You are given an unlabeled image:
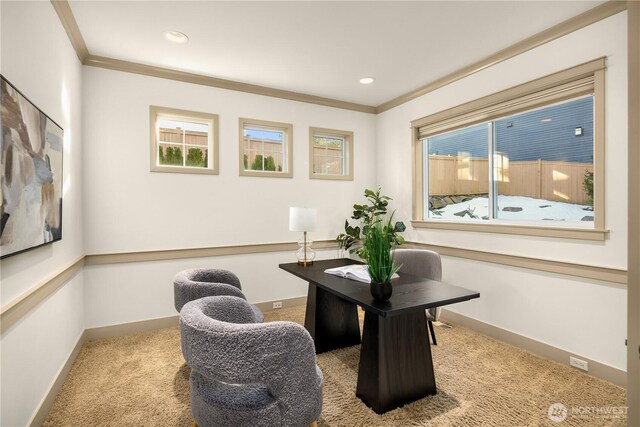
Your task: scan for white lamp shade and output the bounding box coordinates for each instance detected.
[289,207,317,232]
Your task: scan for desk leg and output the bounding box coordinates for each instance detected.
[304,283,361,354]
[356,310,436,414]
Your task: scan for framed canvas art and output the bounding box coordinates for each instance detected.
[1,75,64,259]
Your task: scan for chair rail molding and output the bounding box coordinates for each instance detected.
[404,242,627,285]
[0,256,85,334]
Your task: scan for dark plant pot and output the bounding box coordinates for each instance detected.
[370,281,393,302]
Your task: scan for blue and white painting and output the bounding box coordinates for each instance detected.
[1,76,63,259]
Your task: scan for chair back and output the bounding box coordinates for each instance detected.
[393,248,442,281]
[173,268,245,312]
[179,296,323,427]
[394,248,442,321]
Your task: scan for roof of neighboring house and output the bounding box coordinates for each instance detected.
[427,96,593,163]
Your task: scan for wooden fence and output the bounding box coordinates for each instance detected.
[428,155,592,205]
[160,129,208,146]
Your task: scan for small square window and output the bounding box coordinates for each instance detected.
[239,118,293,178]
[309,127,353,181]
[150,106,219,175]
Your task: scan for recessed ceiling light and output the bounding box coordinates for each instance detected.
[541,118,552,123]
[359,77,375,85]
[163,30,189,44]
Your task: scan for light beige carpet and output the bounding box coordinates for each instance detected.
[44,306,626,426]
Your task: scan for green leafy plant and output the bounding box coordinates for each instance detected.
[250,155,278,171]
[186,147,205,167]
[162,146,183,166]
[365,214,401,284]
[583,169,594,206]
[251,154,264,170]
[264,155,277,171]
[336,187,405,260]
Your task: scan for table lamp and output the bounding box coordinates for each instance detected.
[289,207,317,266]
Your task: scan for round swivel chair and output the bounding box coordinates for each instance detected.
[174,268,264,322]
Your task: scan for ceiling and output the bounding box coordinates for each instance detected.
[68,1,604,107]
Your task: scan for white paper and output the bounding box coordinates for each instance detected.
[324,265,399,283]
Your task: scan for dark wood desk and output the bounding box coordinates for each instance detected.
[279,258,480,414]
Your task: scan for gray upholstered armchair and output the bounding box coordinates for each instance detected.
[393,248,442,345]
[180,296,323,427]
[174,268,264,322]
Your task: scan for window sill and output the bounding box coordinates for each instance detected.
[151,166,218,175]
[411,220,609,241]
[310,174,353,181]
[239,170,293,178]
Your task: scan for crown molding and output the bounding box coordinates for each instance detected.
[49,0,375,113]
[50,0,89,62]
[375,0,627,113]
[50,0,627,113]
[82,55,376,113]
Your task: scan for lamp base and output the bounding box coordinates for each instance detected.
[295,234,316,266]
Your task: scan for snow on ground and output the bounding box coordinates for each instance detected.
[430,195,594,222]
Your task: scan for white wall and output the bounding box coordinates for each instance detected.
[83,67,376,253]
[0,5,629,425]
[0,1,84,425]
[81,67,377,326]
[84,249,339,328]
[376,12,628,370]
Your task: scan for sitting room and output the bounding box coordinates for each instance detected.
[1,1,638,426]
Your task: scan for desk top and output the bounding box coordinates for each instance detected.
[279,258,480,317]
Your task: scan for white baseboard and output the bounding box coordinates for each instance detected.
[28,329,87,427]
[85,315,180,341]
[83,295,309,341]
[440,308,626,388]
[29,298,625,427]
[28,296,307,424]
[253,295,307,312]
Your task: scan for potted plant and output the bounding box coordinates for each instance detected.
[365,214,401,302]
[337,187,405,261]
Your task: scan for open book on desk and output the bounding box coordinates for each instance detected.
[324,264,399,284]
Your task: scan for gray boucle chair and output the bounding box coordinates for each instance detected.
[174,268,264,322]
[393,248,442,345]
[180,296,323,427]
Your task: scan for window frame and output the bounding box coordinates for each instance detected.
[239,118,293,178]
[149,106,219,175]
[309,127,354,181]
[411,58,608,241]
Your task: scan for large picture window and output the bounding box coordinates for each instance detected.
[412,59,606,240]
[426,96,594,222]
[309,127,353,180]
[150,106,219,174]
[239,118,293,178]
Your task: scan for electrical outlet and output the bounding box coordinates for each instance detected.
[272,301,283,309]
[570,356,588,371]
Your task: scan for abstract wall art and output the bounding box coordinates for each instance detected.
[1,76,63,259]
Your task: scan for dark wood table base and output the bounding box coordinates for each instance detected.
[356,309,436,414]
[305,284,436,413]
[279,259,479,414]
[304,284,361,354]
